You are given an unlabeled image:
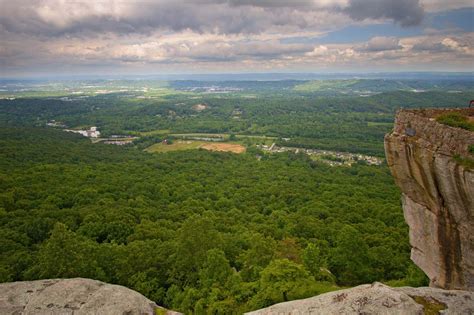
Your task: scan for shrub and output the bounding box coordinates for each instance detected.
[468,145,474,154]
[436,112,474,131]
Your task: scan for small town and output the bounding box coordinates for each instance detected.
[258,143,383,166]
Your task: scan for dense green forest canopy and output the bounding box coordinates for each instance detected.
[1,78,471,313]
[1,127,425,313]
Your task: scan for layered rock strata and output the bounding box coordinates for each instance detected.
[384,108,474,291]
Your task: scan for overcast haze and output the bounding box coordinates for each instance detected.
[0,0,473,77]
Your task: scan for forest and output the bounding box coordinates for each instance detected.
[1,126,426,313]
[1,78,472,313]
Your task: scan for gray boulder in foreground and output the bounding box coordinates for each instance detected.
[0,278,181,315]
[245,282,474,315]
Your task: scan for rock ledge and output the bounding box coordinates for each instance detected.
[385,108,473,290]
[0,278,181,315]
[245,282,474,315]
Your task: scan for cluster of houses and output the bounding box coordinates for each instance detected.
[258,144,383,166]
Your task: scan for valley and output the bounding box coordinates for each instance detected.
[1,77,473,313]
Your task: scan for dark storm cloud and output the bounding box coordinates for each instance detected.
[1,0,472,76]
[344,0,424,26]
[0,1,303,36]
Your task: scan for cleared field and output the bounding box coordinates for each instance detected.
[201,142,246,154]
[145,140,205,153]
[145,140,246,154]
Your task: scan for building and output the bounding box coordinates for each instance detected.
[65,127,100,138]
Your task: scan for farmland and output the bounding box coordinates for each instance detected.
[145,140,246,154]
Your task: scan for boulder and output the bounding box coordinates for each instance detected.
[245,282,474,315]
[0,278,181,315]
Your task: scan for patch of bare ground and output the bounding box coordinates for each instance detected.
[200,143,246,154]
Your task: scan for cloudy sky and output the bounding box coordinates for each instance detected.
[0,0,473,77]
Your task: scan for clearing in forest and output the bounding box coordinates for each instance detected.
[200,142,246,154]
[145,140,246,154]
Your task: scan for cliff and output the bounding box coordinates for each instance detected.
[384,108,474,291]
[0,278,181,315]
[245,282,474,315]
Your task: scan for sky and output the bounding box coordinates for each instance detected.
[0,0,473,77]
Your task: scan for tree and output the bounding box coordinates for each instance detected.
[303,242,323,279]
[168,215,221,286]
[251,259,314,309]
[329,225,372,285]
[34,223,105,280]
[199,249,233,289]
[238,233,276,282]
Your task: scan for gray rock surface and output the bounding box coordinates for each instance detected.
[245,282,474,315]
[0,278,181,315]
[384,108,474,291]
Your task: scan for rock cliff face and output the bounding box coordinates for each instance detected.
[245,282,474,315]
[0,278,181,315]
[384,108,474,291]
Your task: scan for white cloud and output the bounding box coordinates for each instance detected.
[306,45,330,57]
[0,0,472,75]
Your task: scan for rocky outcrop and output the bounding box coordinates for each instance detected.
[384,108,474,291]
[245,282,474,315]
[0,278,181,315]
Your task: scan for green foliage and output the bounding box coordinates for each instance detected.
[253,259,314,305]
[33,223,106,280]
[436,112,474,131]
[329,225,373,285]
[303,242,330,280]
[1,79,471,312]
[199,249,233,289]
[453,154,474,169]
[0,126,418,313]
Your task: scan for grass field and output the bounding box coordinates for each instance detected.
[145,140,246,154]
[169,133,276,146]
[293,79,360,92]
